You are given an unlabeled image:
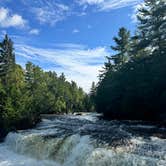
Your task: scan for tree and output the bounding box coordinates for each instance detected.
[111,27,130,69]
[137,0,166,55]
[99,56,114,81]
[0,35,90,139]
[89,82,96,111]
[59,73,66,82]
[90,82,96,100]
[0,34,15,77]
[94,0,166,121]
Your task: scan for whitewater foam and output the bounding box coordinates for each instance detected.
[0,114,166,166]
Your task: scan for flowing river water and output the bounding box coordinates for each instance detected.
[0,113,166,166]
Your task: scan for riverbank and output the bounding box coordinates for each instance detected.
[0,117,41,142]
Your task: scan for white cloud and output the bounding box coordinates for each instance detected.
[30,0,70,26]
[0,7,26,28]
[78,0,142,11]
[53,43,86,49]
[79,0,104,5]
[29,29,40,35]
[72,29,80,33]
[77,12,87,16]
[15,43,109,92]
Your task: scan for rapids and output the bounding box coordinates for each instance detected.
[0,113,166,166]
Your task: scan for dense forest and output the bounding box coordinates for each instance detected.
[0,35,93,138]
[0,0,165,139]
[93,0,166,121]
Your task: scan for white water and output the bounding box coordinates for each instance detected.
[0,114,166,166]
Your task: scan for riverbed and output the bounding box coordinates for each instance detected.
[0,113,166,166]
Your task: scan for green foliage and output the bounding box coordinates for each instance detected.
[137,0,166,55]
[95,0,166,121]
[111,27,130,69]
[0,34,15,77]
[0,36,90,138]
[89,82,96,111]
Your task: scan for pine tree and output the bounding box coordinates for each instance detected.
[90,82,96,103]
[137,0,166,55]
[129,34,149,60]
[0,34,15,77]
[59,73,66,82]
[111,27,130,69]
[25,62,35,92]
[99,56,114,81]
[90,81,96,95]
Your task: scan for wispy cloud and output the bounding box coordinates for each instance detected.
[0,7,27,28]
[0,0,71,27]
[27,0,70,26]
[15,43,109,92]
[72,29,80,33]
[29,29,40,35]
[78,0,142,11]
[78,0,104,5]
[0,0,142,29]
[53,43,86,49]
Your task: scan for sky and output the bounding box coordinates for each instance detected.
[0,0,142,92]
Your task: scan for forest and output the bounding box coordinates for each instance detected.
[0,0,166,165]
[0,35,93,138]
[93,0,166,121]
[0,0,166,139]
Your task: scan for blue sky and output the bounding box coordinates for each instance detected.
[0,0,142,92]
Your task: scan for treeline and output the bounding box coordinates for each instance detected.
[0,35,92,138]
[93,0,166,121]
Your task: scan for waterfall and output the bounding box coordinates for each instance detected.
[0,114,166,166]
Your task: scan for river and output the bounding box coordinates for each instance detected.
[0,113,166,166]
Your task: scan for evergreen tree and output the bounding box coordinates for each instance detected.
[137,0,166,55]
[25,62,34,90]
[0,35,15,77]
[59,72,66,82]
[89,82,96,111]
[111,27,130,69]
[99,56,114,81]
[95,0,166,121]
[0,35,90,138]
[90,82,96,100]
